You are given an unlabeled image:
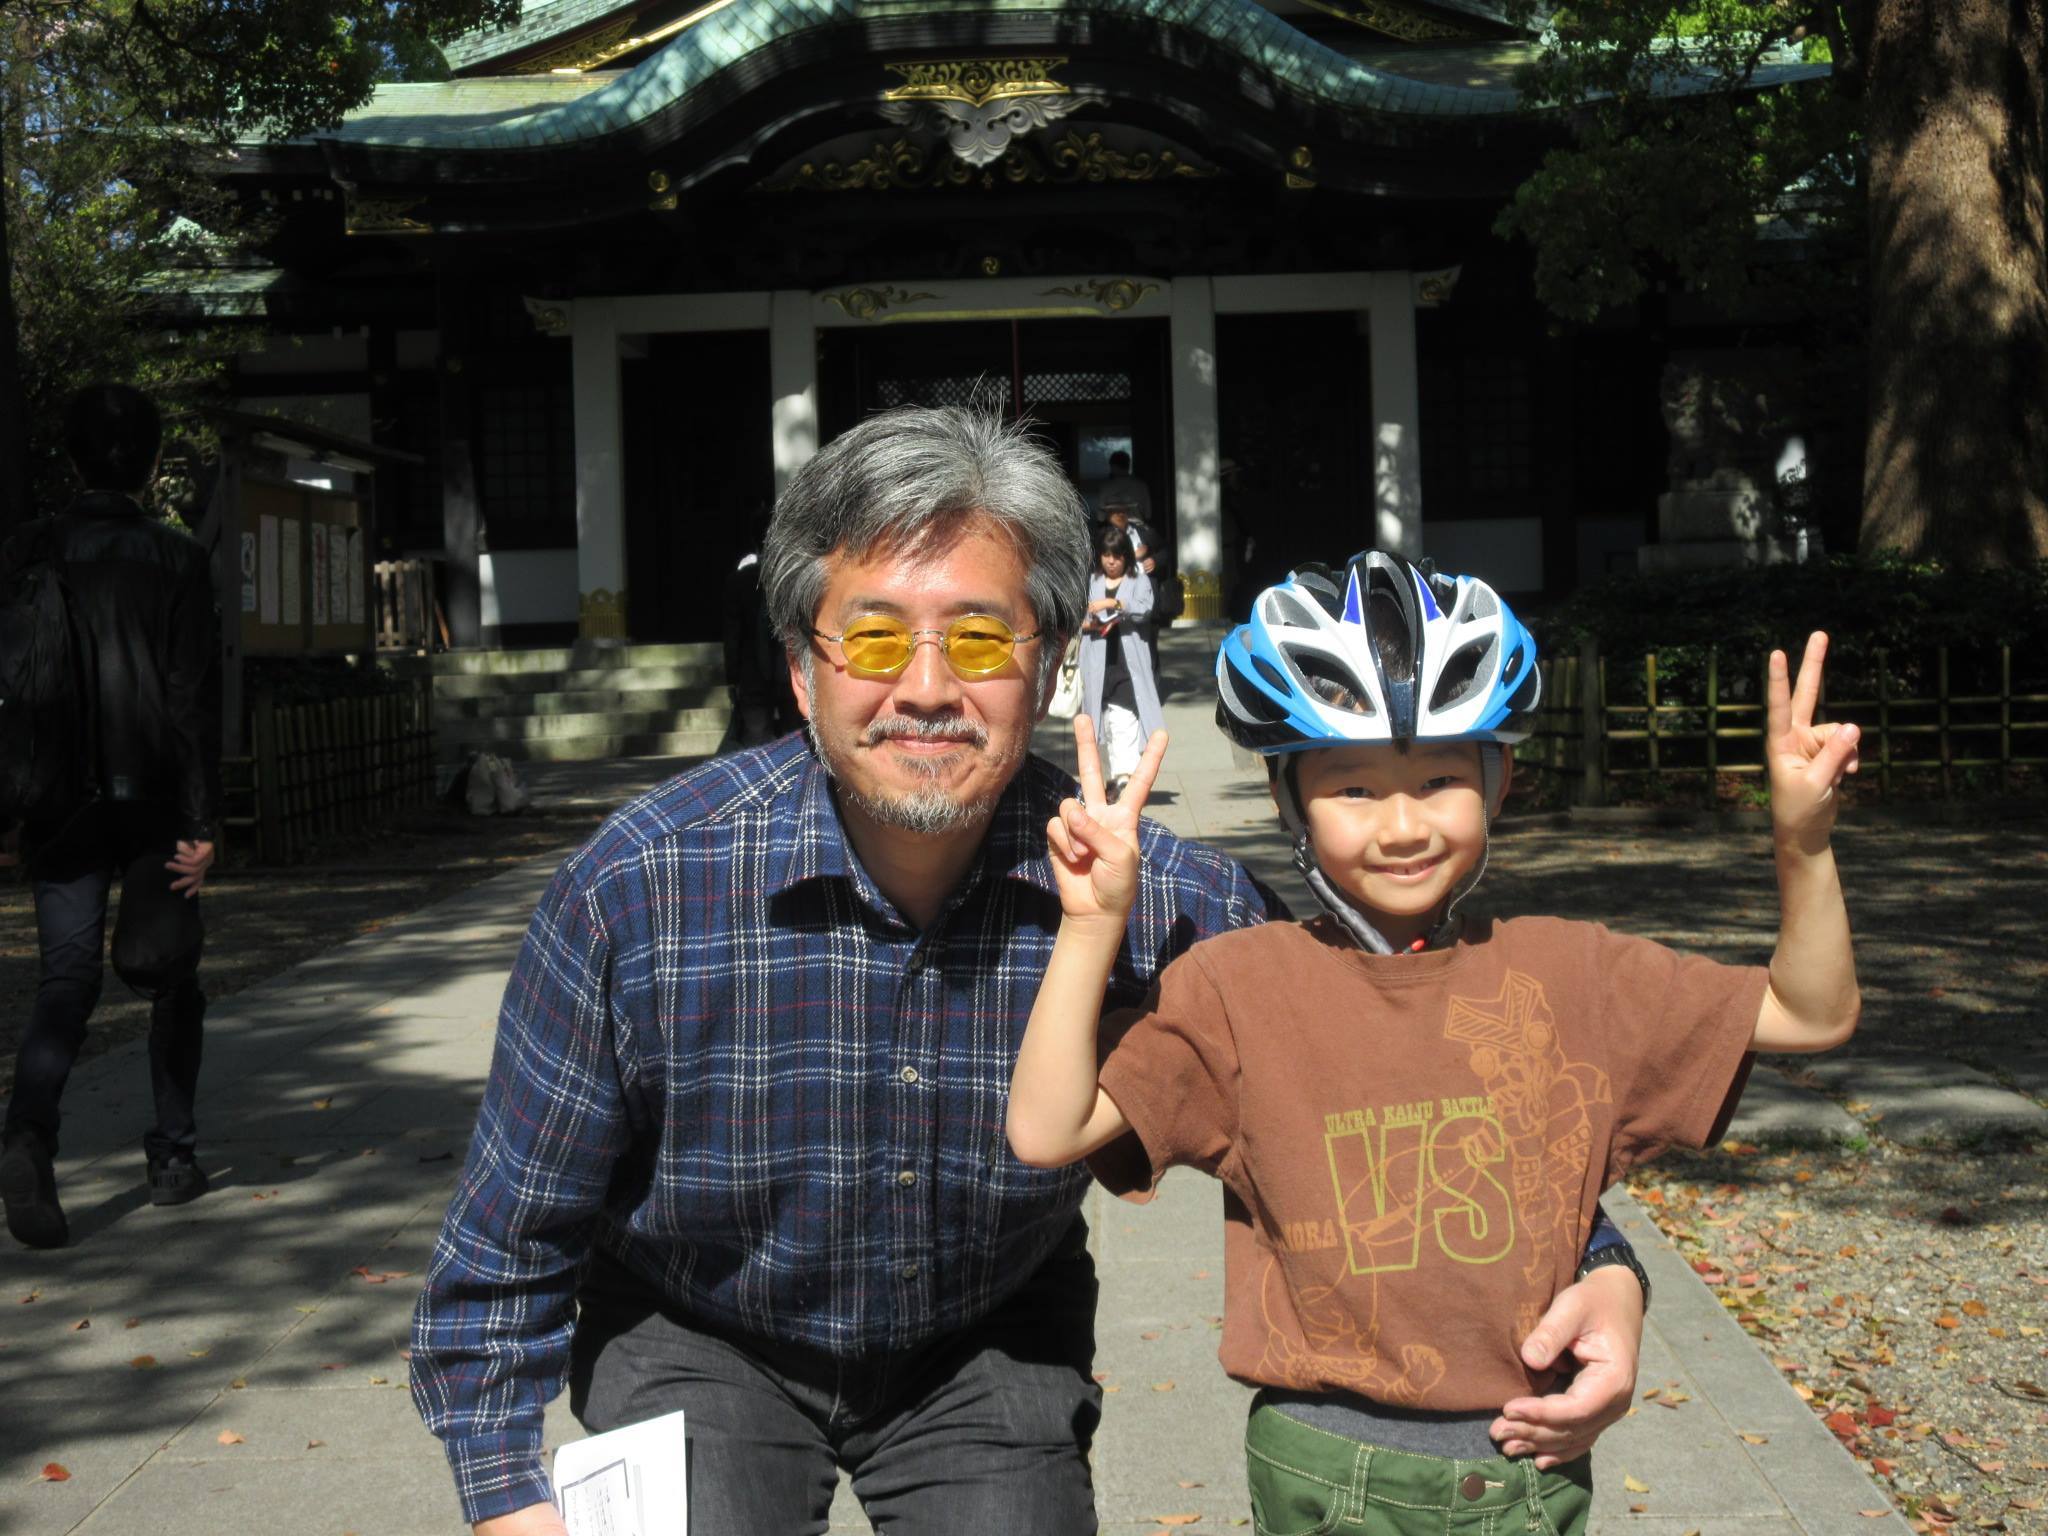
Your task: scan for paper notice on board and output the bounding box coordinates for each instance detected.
[346,529,366,625]
[332,527,352,627]
[311,524,330,626]
[280,520,301,626]
[240,531,258,614]
[258,516,279,625]
[552,1408,687,1536]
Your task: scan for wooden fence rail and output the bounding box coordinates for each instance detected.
[220,684,436,861]
[1522,643,2048,806]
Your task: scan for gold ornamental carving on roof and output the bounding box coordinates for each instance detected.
[344,193,431,236]
[762,131,1221,193]
[1041,278,1160,313]
[1292,0,1484,41]
[883,57,1071,110]
[820,286,941,321]
[525,18,635,73]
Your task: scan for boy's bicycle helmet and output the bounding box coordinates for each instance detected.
[1215,549,1540,756]
[1214,550,1541,954]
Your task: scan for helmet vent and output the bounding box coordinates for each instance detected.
[1264,591,1323,631]
[1225,662,1293,724]
[1430,638,1497,713]
[1467,586,1498,620]
[1290,653,1375,715]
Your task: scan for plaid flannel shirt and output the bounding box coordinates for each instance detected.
[409,734,1283,1523]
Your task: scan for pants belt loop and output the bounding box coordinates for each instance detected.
[1520,1456,1544,1533]
[1347,1441,1372,1527]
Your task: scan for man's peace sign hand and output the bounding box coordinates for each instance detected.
[1044,715,1168,930]
[1766,632,1861,853]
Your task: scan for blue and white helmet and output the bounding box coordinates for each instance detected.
[1216,550,1540,756]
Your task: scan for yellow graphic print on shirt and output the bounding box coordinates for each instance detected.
[1253,971,1612,1399]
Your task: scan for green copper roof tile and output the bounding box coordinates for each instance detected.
[322,0,1825,152]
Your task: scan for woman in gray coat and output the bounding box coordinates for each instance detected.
[1080,522,1166,800]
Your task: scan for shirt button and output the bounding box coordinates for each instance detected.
[897,1170,916,1187]
[901,1262,919,1279]
[899,1066,920,1085]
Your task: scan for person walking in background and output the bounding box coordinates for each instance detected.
[1080,522,1164,802]
[0,384,222,1250]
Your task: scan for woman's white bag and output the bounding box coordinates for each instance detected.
[1046,637,1084,720]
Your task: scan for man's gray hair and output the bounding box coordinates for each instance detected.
[762,407,1091,691]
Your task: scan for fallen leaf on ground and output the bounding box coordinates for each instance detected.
[1151,1517,1201,1527]
[70,1318,89,1330]
[1629,1504,1648,1514]
[1622,1474,1651,1494]
[1177,1480,1204,1489]
[1140,1331,1162,1341]
[1962,1300,1989,1318]
[216,1431,245,1446]
[1935,1314,1961,1329]
[306,1440,326,1449]
[39,1463,71,1482]
[19,1290,41,1304]
[128,1355,158,1369]
[123,1318,140,1329]
[1741,1434,1769,1445]
[311,1098,333,1110]
[1152,1381,1176,1392]
[229,1377,247,1389]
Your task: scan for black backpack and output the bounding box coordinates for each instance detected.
[0,548,97,825]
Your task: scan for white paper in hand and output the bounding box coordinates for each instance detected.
[552,1409,688,1536]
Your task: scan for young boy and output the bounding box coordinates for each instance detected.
[1008,550,1861,1535]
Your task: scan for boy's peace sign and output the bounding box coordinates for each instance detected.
[1766,631,1861,852]
[1044,715,1169,929]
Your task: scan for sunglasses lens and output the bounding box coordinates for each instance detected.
[839,617,912,675]
[945,617,1015,674]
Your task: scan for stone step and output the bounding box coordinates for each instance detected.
[443,706,730,744]
[429,664,726,699]
[389,642,724,678]
[441,685,725,719]
[476,728,729,763]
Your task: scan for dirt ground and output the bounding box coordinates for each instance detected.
[0,801,607,1102]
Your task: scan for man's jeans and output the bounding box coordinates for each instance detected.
[569,1221,1103,1535]
[4,804,206,1161]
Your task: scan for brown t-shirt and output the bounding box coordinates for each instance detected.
[1089,913,1764,1410]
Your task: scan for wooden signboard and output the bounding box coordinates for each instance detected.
[239,479,372,657]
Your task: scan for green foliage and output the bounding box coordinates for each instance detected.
[1538,555,2048,658]
[30,0,515,142]
[2,0,504,511]
[1496,3,1868,322]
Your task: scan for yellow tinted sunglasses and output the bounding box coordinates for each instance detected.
[811,612,1040,679]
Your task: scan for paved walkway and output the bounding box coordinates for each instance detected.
[3,632,1920,1535]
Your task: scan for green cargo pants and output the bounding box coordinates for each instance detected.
[1245,1399,1594,1536]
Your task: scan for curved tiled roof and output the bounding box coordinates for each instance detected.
[332,0,1826,152]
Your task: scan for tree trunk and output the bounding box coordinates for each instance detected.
[1859,0,2048,566]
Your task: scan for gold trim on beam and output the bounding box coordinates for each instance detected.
[882,57,1070,110]
[820,286,941,321]
[521,0,741,74]
[345,193,431,236]
[761,131,1221,193]
[1291,0,1482,42]
[1041,278,1160,313]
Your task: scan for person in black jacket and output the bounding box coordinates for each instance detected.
[0,384,222,1250]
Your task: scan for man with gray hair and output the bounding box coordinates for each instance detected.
[411,407,1649,1535]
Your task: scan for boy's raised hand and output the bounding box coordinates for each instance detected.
[1766,632,1861,852]
[1045,716,1169,927]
